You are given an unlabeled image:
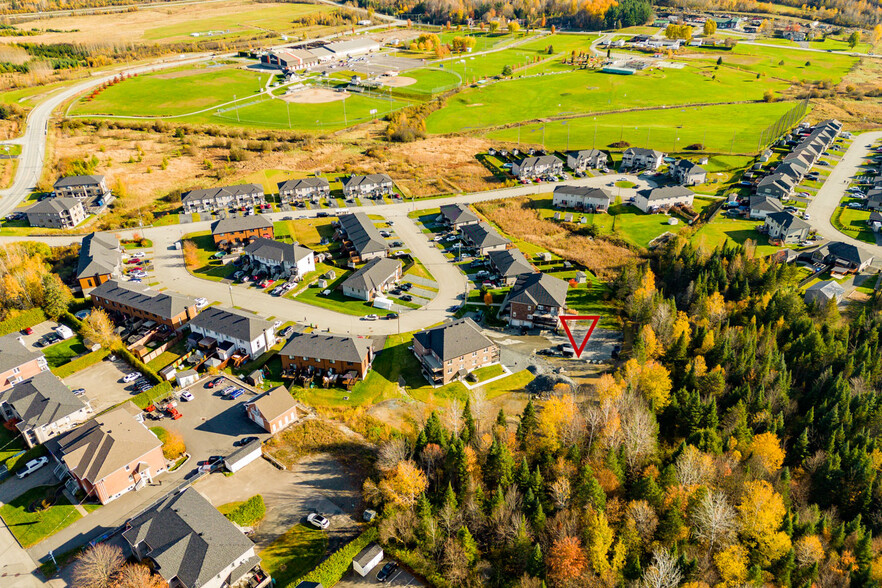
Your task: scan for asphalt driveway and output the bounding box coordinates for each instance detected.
[62,358,135,414]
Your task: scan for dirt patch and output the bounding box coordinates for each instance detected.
[377,75,417,87]
[283,87,348,103]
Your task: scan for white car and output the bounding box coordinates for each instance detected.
[363,314,379,321]
[222,385,237,395]
[180,391,195,402]
[195,297,208,308]
[17,456,49,479]
[307,513,330,529]
[123,372,142,383]
[273,320,282,328]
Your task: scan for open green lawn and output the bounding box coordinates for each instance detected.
[471,363,504,381]
[184,232,238,281]
[483,101,796,154]
[516,33,599,54]
[0,486,83,548]
[401,67,464,94]
[427,62,790,134]
[725,43,858,83]
[691,216,781,255]
[70,65,270,117]
[0,426,26,470]
[437,30,528,52]
[555,270,618,329]
[259,523,327,588]
[43,337,87,368]
[836,207,876,244]
[273,218,337,251]
[293,270,388,317]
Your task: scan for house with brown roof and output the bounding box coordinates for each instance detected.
[244,386,303,434]
[0,334,49,393]
[47,403,165,504]
[498,273,569,329]
[90,280,198,328]
[280,333,374,378]
[413,318,499,385]
[211,215,275,248]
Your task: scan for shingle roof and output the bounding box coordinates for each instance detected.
[338,212,388,256]
[280,332,373,364]
[518,155,561,168]
[246,386,298,423]
[640,186,694,202]
[673,159,707,174]
[749,195,784,213]
[54,174,104,188]
[0,371,87,432]
[501,272,569,310]
[342,174,392,189]
[767,211,811,232]
[277,177,330,192]
[553,185,613,202]
[49,403,160,484]
[439,204,479,225]
[819,241,873,266]
[76,232,120,280]
[460,222,510,249]
[211,215,273,235]
[487,248,536,279]
[341,257,401,292]
[354,543,384,567]
[758,173,796,189]
[182,183,263,204]
[122,488,255,588]
[27,197,82,214]
[625,147,664,158]
[569,149,605,160]
[0,334,44,374]
[90,280,196,321]
[413,318,495,362]
[188,307,273,343]
[806,280,845,302]
[244,238,313,265]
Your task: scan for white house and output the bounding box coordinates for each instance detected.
[621,147,665,170]
[633,186,694,213]
[243,238,315,279]
[552,185,613,211]
[188,307,276,359]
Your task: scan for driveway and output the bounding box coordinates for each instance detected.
[336,557,425,588]
[16,320,62,351]
[195,452,362,550]
[0,466,57,503]
[61,358,135,414]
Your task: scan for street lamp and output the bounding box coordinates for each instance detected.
[229,284,234,306]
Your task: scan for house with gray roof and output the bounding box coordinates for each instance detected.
[764,211,810,244]
[188,307,276,359]
[48,403,166,504]
[341,174,393,197]
[277,177,330,203]
[621,147,665,170]
[460,222,511,255]
[26,197,86,229]
[90,280,198,328]
[337,212,389,261]
[749,195,784,220]
[341,257,402,301]
[53,174,109,200]
[0,334,48,393]
[566,149,608,171]
[280,332,374,378]
[552,185,613,212]
[867,189,882,211]
[439,203,480,229]
[211,215,274,247]
[499,272,569,328]
[633,186,694,213]
[805,280,846,306]
[243,238,315,279]
[671,159,708,186]
[756,173,796,200]
[76,232,121,291]
[0,371,92,448]
[413,318,499,385]
[775,161,805,181]
[488,248,536,286]
[810,241,874,273]
[182,183,265,213]
[511,155,563,179]
[123,487,268,588]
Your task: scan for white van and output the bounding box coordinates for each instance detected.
[55,325,75,340]
[335,208,350,215]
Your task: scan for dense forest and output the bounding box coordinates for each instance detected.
[364,236,882,587]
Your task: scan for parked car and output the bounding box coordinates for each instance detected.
[180,391,195,402]
[206,377,224,389]
[226,388,245,399]
[195,297,208,308]
[17,456,49,479]
[74,310,90,320]
[72,388,86,396]
[197,456,224,468]
[386,312,398,320]
[363,314,379,321]
[123,372,142,383]
[234,436,259,447]
[221,386,237,395]
[400,294,413,302]
[377,562,400,582]
[307,513,330,529]
[21,327,33,335]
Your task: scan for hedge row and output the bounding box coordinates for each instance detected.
[113,345,162,384]
[0,308,47,337]
[224,495,266,526]
[51,348,111,379]
[295,527,379,588]
[133,381,173,409]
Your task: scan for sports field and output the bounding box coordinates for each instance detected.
[69,65,269,117]
[483,102,797,154]
[398,67,463,94]
[710,44,858,83]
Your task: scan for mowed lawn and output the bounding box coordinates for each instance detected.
[837,207,876,244]
[71,66,269,116]
[258,524,327,588]
[723,43,858,83]
[401,67,464,94]
[0,486,84,548]
[691,216,781,255]
[484,101,796,154]
[426,63,790,133]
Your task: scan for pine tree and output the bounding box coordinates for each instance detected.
[576,464,606,511]
[461,398,476,444]
[443,482,458,512]
[458,526,478,564]
[532,502,546,531]
[527,544,545,578]
[517,400,538,447]
[496,408,507,430]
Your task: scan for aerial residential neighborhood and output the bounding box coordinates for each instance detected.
[1,1,882,587]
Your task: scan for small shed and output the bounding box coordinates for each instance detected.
[324,269,336,280]
[805,280,845,306]
[224,439,262,473]
[175,369,199,388]
[353,542,384,577]
[317,279,328,288]
[575,271,588,284]
[536,252,551,262]
[246,370,264,387]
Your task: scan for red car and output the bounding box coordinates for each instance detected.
[206,377,224,389]
[128,258,141,264]
[22,327,33,335]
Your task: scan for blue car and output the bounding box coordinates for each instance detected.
[227,388,245,399]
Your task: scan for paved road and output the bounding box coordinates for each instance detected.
[805,131,882,258]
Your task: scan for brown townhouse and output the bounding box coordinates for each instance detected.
[413,318,499,385]
[211,215,274,248]
[0,334,49,393]
[244,386,304,434]
[90,280,199,328]
[498,273,570,329]
[279,333,374,379]
[76,232,121,291]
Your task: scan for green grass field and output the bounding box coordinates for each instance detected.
[401,67,464,94]
[836,207,876,244]
[259,524,327,588]
[43,337,88,368]
[725,43,858,83]
[0,486,84,548]
[427,63,790,134]
[70,65,269,117]
[691,216,780,255]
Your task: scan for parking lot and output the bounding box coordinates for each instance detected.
[336,558,425,588]
[62,357,139,413]
[16,319,64,351]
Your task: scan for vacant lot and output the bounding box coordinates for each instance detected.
[691,216,781,255]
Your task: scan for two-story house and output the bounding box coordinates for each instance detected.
[498,272,569,329]
[0,371,92,448]
[439,204,480,230]
[211,215,274,248]
[53,175,110,200]
[487,248,536,287]
[810,241,874,273]
[459,222,511,255]
[90,280,199,329]
[244,386,303,434]
[277,177,331,203]
[756,173,796,200]
[633,186,694,213]
[182,183,266,213]
[76,232,122,291]
[243,238,315,279]
[566,149,608,171]
[26,198,86,229]
[552,185,613,212]
[621,147,665,170]
[511,155,563,179]
[188,307,276,360]
[0,334,48,392]
[670,159,708,186]
[413,318,499,386]
[341,258,402,301]
[280,332,374,379]
[764,211,810,244]
[341,174,394,198]
[337,212,389,261]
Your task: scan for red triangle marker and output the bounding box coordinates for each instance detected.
[559,315,601,359]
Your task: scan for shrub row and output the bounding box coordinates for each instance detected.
[224,495,266,526]
[0,308,47,337]
[51,348,110,379]
[113,345,162,384]
[133,381,173,409]
[295,527,379,587]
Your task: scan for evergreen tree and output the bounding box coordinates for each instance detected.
[461,398,476,444]
[527,544,544,578]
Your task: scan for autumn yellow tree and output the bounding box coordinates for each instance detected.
[703,18,717,36]
[714,544,749,587]
[160,429,186,460]
[638,324,659,358]
[638,361,673,409]
[794,535,825,567]
[536,395,577,453]
[737,480,791,565]
[874,24,882,47]
[379,460,428,506]
[750,432,785,475]
[81,308,119,348]
[586,509,614,575]
[182,240,199,269]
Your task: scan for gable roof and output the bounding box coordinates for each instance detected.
[0,371,87,432]
[188,307,274,342]
[0,334,44,374]
[341,257,401,292]
[28,198,82,214]
[624,147,664,158]
[341,174,392,188]
[244,238,313,265]
[277,177,330,192]
[76,232,120,280]
[817,241,873,266]
[280,332,372,364]
[569,148,606,160]
[54,174,104,188]
[90,280,196,321]
[182,183,263,204]
[673,159,707,174]
[246,386,298,423]
[49,403,160,484]
[518,155,561,168]
[501,272,569,310]
[749,195,784,213]
[487,248,536,279]
[338,212,388,256]
[211,215,273,235]
[413,318,495,361]
[122,488,255,588]
[758,173,796,190]
[767,211,810,232]
[553,185,613,202]
[439,203,479,225]
[639,186,694,202]
[460,222,511,249]
[806,279,845,300]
